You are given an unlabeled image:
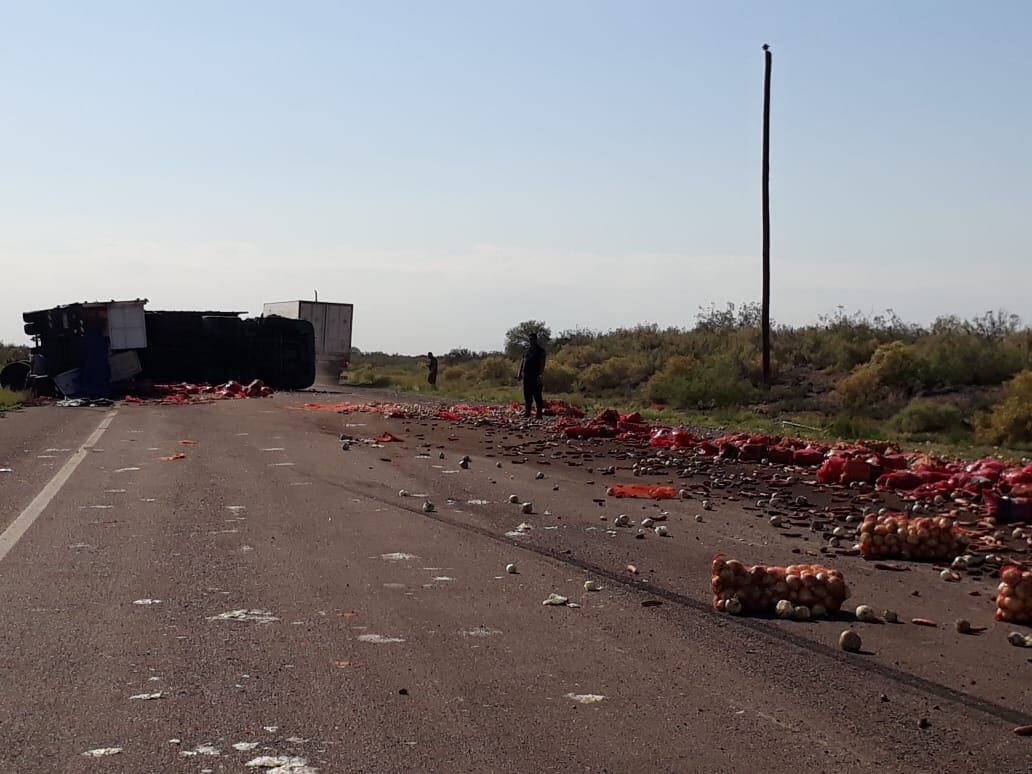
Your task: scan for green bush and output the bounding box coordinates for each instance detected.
[579,357,635,392]
[553,343,610,370]
[892,401,966,435]
[836,341,921,406]
[0,387,25,410]
[1,342,29,365]
[976,371,1032,446]
[347,367,392,388]
[479,356,515,384]
[543,365,577,393]
[646,359,759,408]
[441,365,471,383]
[912,333,1023,388]
[824,414,886,441]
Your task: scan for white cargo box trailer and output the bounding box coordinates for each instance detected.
[262,300,353,384]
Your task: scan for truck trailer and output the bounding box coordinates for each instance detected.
[15,299,318,397]
[261,300,353,385]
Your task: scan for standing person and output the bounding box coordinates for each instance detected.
[426,352,439,389]
[517,333,546,418]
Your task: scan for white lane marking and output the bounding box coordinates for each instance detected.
[0,411,117,564]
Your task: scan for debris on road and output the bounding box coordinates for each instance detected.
[357,634,405,643]
[461,626,503,637]
[208,609,280,624]
[584,580,600,591]
[233,742,261,751]
[606,484,678,500]
[380,552,418,561]
[1007,632,1032,648]
[159,452,186,461]
[422,501,436,513]
[126,380,273,405]
[506,563,518,574]
[183,744,221,756]
[565,693,605,704]
[129,692,163,700]
[542,593,570,606]
[244,755,313,770]
[82,747,123,757]
[132,598,162,605]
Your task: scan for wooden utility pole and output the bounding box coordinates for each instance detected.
[761,44,773,388]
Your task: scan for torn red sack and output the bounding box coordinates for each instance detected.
[606,484,678,500]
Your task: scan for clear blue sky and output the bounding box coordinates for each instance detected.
[2,1,1029,353]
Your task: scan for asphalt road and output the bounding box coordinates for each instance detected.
[1,392,1030,773]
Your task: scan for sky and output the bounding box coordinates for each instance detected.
[1,1,1030,354]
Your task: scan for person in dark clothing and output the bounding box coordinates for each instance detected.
[426,352,438,389]
[517,333,546,418]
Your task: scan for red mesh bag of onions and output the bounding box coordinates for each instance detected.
[996,565,1032,624]
[858,513,965,561]
[711,556,850,618]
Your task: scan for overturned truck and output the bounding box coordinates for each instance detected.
[17,300,317,397]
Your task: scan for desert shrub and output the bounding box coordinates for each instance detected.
[0,388,26,410]
[824,414,886,441]
[892,401,966,435]
[912,333,1022,388]
[976,371,1032,446]
[347,366,392,388]
[661,355,697,376]
[1,342,29,364]
[578,357,636,392]
[543,365,577,393]
[646,358,758,408]
[441,365,471,383]
[443,348,481,364]
[553,344,610,370]
[836,341,922,406]
[479,356,515,384]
